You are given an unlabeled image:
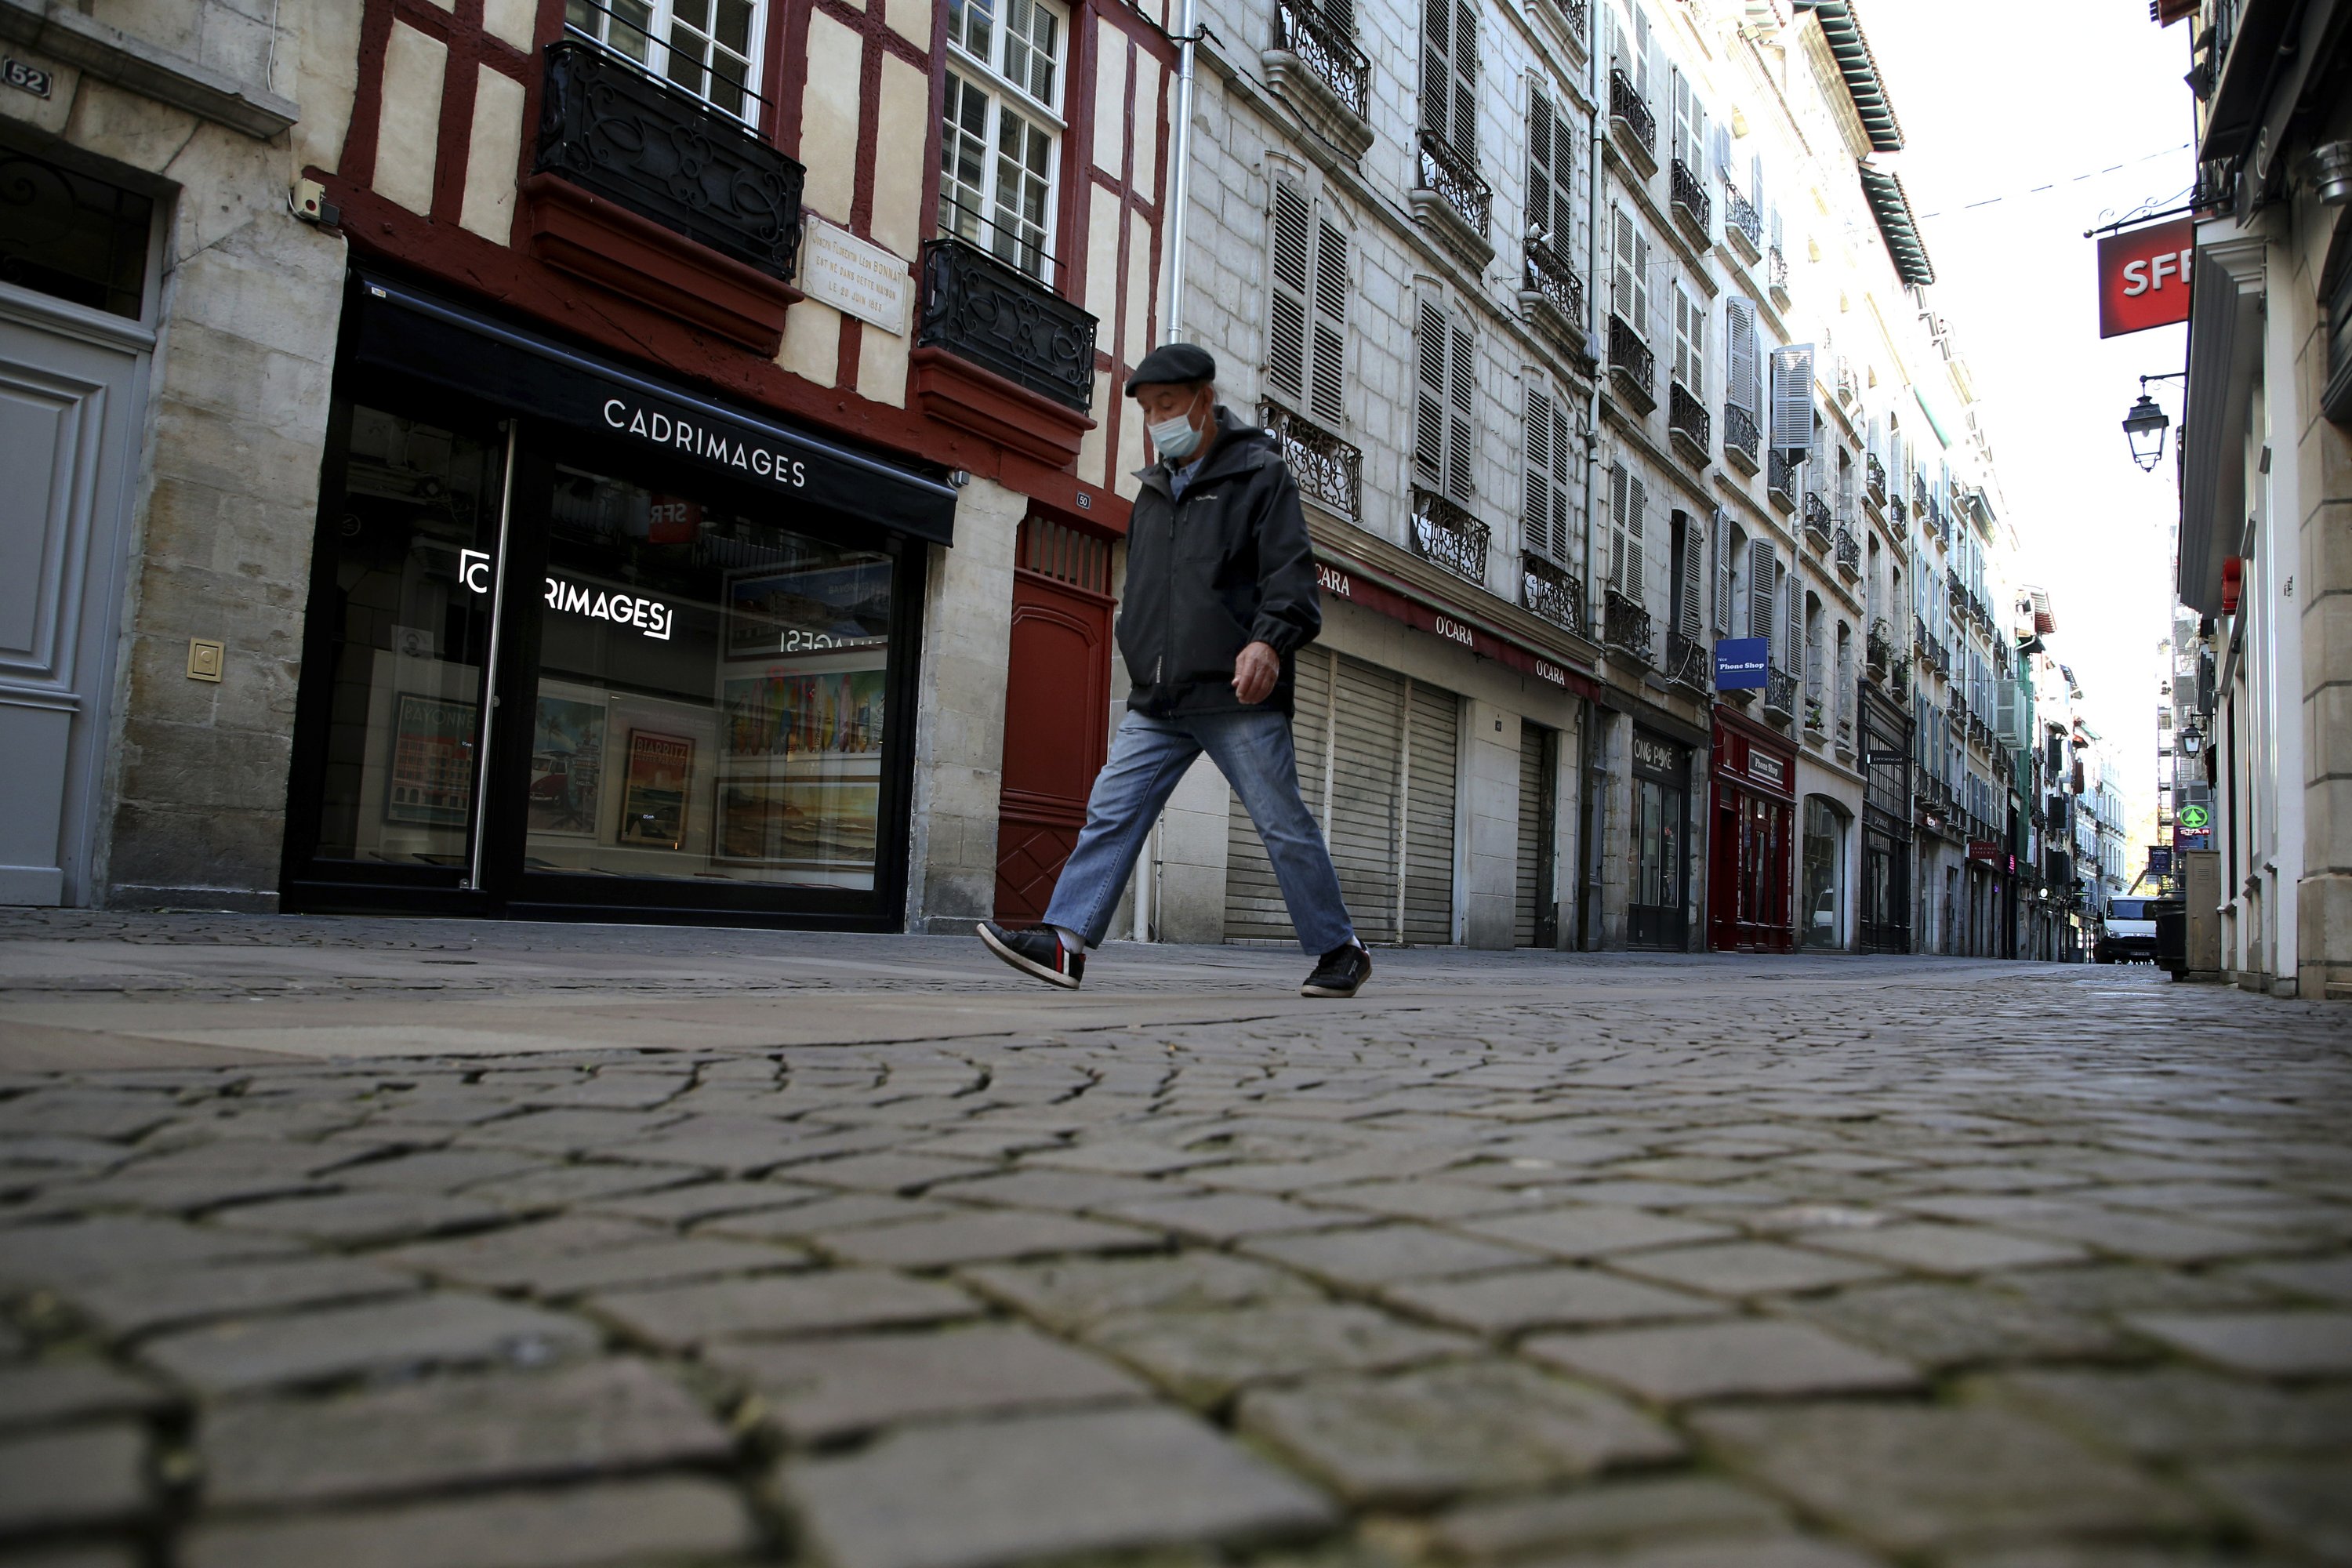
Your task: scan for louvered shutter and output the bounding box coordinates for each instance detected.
[1769,201,1783,256]
[1712,123,1732,185]
[1671,68,1692,169]
[1608,463,1629,591]
[1626,476,1646,602]
[1645,236,1662,348]
[1528,93,1556,243]
[1748,539,1775,645]
[1611,208,1635,325]
[1268,182,1312,407]
[1714,513,1735,635]
[1451,0,1477,161]
[1310,216,1348,426]
[1808,409,1828,495]
[1421,0,1450,145]
[1679,510,1704,640]
[1447,322,1475,502]
[1523,385,1554,560]
[1639,6,1661,108]
[1726,300,1755,413]
[1785,569,1803,687]
[1769,343,1813,455]
[1414,299,1446,484]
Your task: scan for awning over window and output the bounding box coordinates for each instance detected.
[1857,162,1935,287]
[1791,0,1904,153]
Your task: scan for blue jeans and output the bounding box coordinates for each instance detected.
[1042,707,1356,955]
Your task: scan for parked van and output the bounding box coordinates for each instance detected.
[2097,898,2163,963]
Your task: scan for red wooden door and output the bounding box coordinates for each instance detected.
[995,517,1115,923]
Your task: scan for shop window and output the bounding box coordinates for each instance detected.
[530,466,895,889]
[1802,794,1844,949]
[0,146,153,320]
[939,0,1066,281]
[565,0,764,119]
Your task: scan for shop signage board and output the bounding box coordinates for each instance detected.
[800,219,913,336]
[2096,216,2194,338]
[1714,637,1767,689]
[1313,554,1597,699]
[2177,803,2210,830]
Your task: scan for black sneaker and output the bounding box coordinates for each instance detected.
[1300,939,1372,998]
[978,920,1084,989]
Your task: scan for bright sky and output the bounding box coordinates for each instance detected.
[1858,0,2194,862]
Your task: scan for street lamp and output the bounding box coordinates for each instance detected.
[2123,392,2171,470]
[2180,728,2203,757]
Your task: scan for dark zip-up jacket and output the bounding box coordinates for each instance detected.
[1118,408,1321,718]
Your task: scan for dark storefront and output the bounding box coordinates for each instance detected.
[281,277,956,928]
[1858,684,1912,953]
[1708,707,1797,952]
[1628,728,1692,949]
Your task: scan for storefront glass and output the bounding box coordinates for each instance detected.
[1802,796,1845,949]
[528,465,894,889]
[1628,731,1689,949]
[305,405,503,869]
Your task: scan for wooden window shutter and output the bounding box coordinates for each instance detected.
[1726,300,1755,414]
[1267,181,1312,407]
[1769,343,1813,454]
[1451,0,1478,161]
[1626,475,1646,601]
[1641,233,1659,347]
[1611,208,1636,322]
[1748,539,1775,645]
[1711,122,1732,183]
[1551,400,1574,559]
[1523,385,1553,560]
[1714,511,1736,635]
[1784,564,1803,680]
[1528,92,1555,241]
[1608,462,1629,591]
[1679,510,1704,640]
[1635,4,1656,101]
[1671,68,1692,166]
[1446,321,1475,502]
[1414,298,1446,483]
[1421,0,1450,145]
[1311,216,1348,426]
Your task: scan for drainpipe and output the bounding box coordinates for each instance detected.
[1160,0,1200,346]
[1576,23,1606,952]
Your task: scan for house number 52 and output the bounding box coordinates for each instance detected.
[3,58,53,97]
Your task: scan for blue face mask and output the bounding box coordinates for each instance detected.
[1150,404,1204,463]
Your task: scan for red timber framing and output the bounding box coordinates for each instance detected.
[318,0,1176,531]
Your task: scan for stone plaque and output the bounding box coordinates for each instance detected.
[801,219,912,336]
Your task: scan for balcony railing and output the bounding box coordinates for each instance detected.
[1607,314,1655,412]
[1803,492,1833,550]
[1723,402,1759,470]
[1764,665,1796,721]
[1411,488,1490,584]
[1665,630,1709,691]
[1867,618,1892,674]
[1604,589,1652,663]
[1417,132,1493,238]
[535,37,806,281]
[1889,494,1906,528]
[1271,0,1370,121]
[1725,188,1761,257]
[1522,554,1587,638]
[915,237,1098,411]
[1608,69,1655,164]
[1668,382,1710,460]
[1670,158,1711,238]
[1767,245,1789,298]
[1261,401,1361,522]
[1865,452,1886,503]
[1523,235,1585,329]
[1767,448,1797,510]
[1834,527,1861,579]
[1947,566,1967,612]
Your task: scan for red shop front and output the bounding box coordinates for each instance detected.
[1708,706,1797,953]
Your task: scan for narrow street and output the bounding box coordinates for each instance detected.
[2,912,2347,1566]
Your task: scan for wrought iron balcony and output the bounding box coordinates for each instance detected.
[1522,554,1588,638]
[1607,314,1655,413]
[1670,158,1711,240]
[1523,235,1585,330]
[1767,245,1789,299]
[915,237,1098,411]
[1725,188,1761,259]
[1834,526,1861,579]
[535,37,806,281]
[1866,452,1886,503]
[1547,0,1590,43]
[1889,494,1906,528]
[1951,688,1969,721]
[1608,69,1656,168]
[1723,402,1759,471]
[1411,488,1490,585]
[1668,382,1710,464]
[1603,589,1652,664]
[1261,401,1361,522]
[1665,631,1709,691]
[1891,654,1911,699]
[1803,492,1833,550]
[1417,132,1492,238]
[1764,665,1797,721]
[1946,566,1967,612]
[1767,448,1797,510]
[1271,0,1370,122]
[1867,618,1892,674]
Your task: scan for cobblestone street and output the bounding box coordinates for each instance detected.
[0,911,2348,1568]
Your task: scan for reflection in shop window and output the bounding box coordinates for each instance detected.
[529,466,893,889]
[1802,795,1845,949]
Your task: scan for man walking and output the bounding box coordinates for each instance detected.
[978,345,1373,999]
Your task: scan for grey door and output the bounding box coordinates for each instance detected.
[0,292,151,905]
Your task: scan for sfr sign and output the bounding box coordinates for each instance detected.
[2096,217,2193,338]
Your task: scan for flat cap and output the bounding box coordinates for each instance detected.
[1124,343,1217,394]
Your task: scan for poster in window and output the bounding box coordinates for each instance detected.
[723,561,893,660]
[527,695,606,837]
[617,730,694,848]
[385,693,477,826]
[716,779,881,865]
[720,671,887,757]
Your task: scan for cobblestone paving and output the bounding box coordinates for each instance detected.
[1,912,2349,1567]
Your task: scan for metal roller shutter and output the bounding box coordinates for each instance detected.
[1515,724,1547,946]
[1326,656,1407,944]
[1224,649,1334,943]
[1402,681,1459,945]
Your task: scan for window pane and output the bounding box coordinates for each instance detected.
[528,466,894,890]
[0,147,153,319]
[938,73,993,241]
[307,408,505,867]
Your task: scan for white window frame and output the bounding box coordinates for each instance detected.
[565,0,768,122]
[938,0,1069,282]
